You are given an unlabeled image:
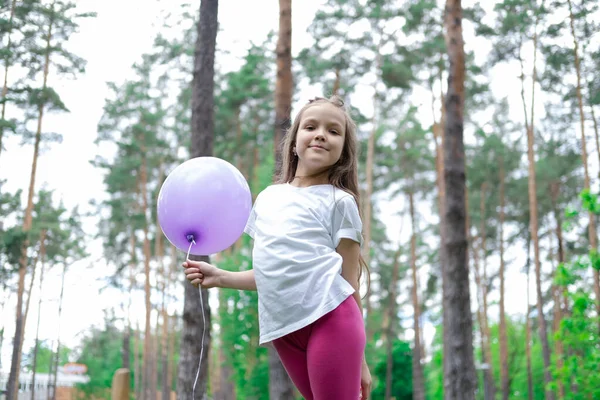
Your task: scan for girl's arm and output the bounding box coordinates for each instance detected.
[337,238,364,322]
[221,269,257,291]
[337,238,372,398]
[183,260,257,291]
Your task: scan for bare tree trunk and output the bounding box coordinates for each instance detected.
[51,263,67,400]
[31,234,47,400]
[527,8,555,397]
[433,73,451,386]
[525,235,533,400]
[0,0,17,164]
[134,322,141,399]
[273,0,293,177]
[442,1,477,398]
[124,233,136,372]
[469,231,488,399]
[409,192,425,400]
[332,68,341,96]
[384,249,401,400]
[363,40,383,331]
[178,2,218,398]
[20,237,43,357]
[478,184,495,400]
[6,5,55,397]
[140,153,154,399]
[160,248,172,400]
[167,246,178,398]
[498,161,510,400]
[567,0,600,326]
[270,0,297,397]
[549,182,566,399]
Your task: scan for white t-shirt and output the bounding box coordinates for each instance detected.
[244,183,364,345]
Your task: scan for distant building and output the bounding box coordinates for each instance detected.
[0,365,89,400]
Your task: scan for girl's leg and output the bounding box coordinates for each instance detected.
[307,296,366,399]
[272,330,314,400]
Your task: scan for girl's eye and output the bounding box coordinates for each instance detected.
[330,130,339,135]
[305,125,314,131]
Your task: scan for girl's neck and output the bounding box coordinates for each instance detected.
[290,170,330,188]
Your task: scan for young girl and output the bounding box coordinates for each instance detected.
[182,96,372,399]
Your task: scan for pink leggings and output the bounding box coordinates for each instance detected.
[272,296,366,400]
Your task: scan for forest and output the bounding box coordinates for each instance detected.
[0,0,599,399]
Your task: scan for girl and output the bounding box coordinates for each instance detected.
[182,96,372,399]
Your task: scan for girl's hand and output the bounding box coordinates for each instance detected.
[182,260,223,288]
[360,360,372,399]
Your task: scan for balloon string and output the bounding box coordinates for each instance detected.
[186,239,205,400]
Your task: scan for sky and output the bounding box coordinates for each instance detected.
[0,0,585,372]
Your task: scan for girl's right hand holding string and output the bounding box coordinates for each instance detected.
[183,260,223,288]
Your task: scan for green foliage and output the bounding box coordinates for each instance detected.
[22,341,70,373]
[371,339,413,399]
[75,316,129,398]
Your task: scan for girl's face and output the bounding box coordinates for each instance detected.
[294,103,346,177]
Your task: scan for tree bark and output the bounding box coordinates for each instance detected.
[270,0,297,398]
[442,1,477,399]
[525,235,533,400]
[134,323,141,400]
[527,8,555,397]
[51,263,67,400]
[178,1,218,398]
[498,161,510,400]
[567,0,600,327]
[6,5,55,397]
[409,192,425,400]
[140,153,153,399]
[384,249,401,400]
[478,184,495,400]
[273,0,293,177]
[30,233,47,400]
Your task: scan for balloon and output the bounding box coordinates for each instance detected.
[157,156,252,256]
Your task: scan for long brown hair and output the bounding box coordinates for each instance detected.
[277,95,371,295]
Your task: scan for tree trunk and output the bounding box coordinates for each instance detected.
[442,1,477,398]
[385,249,401,400]
[409,192,425,400]
[160,246,171,400]
[140,154,153,399]
[273,0,293,177]
[31,233,47,400]
[567,0,600,326]
[19,237,43,357]
[0,284,7,372]
[363,39,383,329]
[164,246,178,400]
[478,184,495,400]
[178,1,218,398]
[6,6,55,397]
[51,263,67,400]
[0,0,17,164]
[526,10,555,398]
[433,75,451,389]
[124,233,136,371]
[469,231,488,400]
[270,0,297,397]
[168,313,177,398]
[525,235,533,400]
[332,68,341,96]
[498,160,510,400]
[134,323,141,399]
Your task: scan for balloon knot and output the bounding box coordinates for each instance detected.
[186,234,196,245]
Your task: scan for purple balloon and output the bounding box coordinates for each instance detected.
[157,156,252,256]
